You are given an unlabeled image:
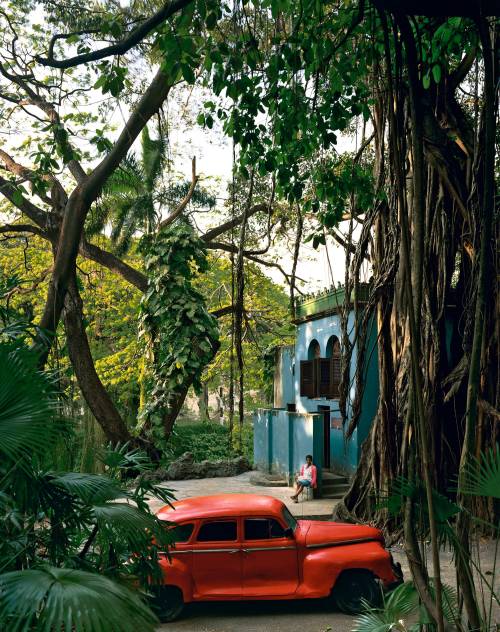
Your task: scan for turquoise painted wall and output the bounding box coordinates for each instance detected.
[253,409,270,472]
[279,346,295,407]
[253,409,323,487]
[276,310,379,476]
[258,300,380,480]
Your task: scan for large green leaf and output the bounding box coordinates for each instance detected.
[352,580,459,632]
[352,582,419,632]
[461,446,500,499]
[0,566,158,632]
[0,349,58,468]
[49,473,123,504]
[92,502,172,548]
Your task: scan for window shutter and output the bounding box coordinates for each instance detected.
[300,360,315,398]
[331,341,341,398]
[318,358,331,397]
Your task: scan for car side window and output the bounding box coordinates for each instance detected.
[171,523,194,543]
[244,518,286,540]
[197,520,237,542]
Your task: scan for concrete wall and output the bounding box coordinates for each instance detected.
[270,409,290,475]
[265,310,379,477]
[273,345,295,408]
[253,409,323,489]
[253,409,271,471]
[295,312,358,474]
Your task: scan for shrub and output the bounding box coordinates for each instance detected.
[163,422,253,464]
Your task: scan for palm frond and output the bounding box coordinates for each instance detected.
[0,566,158,632]
[99,441,154,476]
[0,348,58,468]
[461,446,500,499]
[141,125,166,190]
[92,503,172,548]
[102,157,142,196]
[353,582,419,632]
[50,472,123,504]
[85,203,110,237]
[352,610,404,632]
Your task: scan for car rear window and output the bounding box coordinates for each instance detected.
[197,520,237,542]
[171,523,194,543]
[244,518,286,540]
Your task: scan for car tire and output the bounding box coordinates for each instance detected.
[332,569,382,615]
[151,585,185,622]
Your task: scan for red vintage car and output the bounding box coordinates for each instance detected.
[152,494,402,621]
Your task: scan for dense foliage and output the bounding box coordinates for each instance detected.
[165,421,253,463]
[138,220,220,446]
[0,333,175,630]
[0,1,497,630]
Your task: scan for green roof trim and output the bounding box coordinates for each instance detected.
[294,283,371,321]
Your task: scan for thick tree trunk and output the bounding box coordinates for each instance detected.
[37,70,173,365]
[63,275,134,445]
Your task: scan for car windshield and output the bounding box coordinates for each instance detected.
[282,506,298,531]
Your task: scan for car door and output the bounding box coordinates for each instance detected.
[242,517,299,596]
[192,518,242,598]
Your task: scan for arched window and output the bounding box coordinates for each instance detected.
[307,339,321,360]
[326,336,341,398]
[301,337,341,400]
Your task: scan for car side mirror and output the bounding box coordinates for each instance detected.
[284,527,294,538]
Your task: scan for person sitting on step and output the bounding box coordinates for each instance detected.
[290,454,317,503]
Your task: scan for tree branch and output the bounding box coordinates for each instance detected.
[0,174,51,229]
[201,203,270,242]
[158,156,198,229]
[79,240,147,293]
[0,148,65,206]
[37,68,174,355]
[35,0,194,69]
[0,223,47,237]
[83,69,172,203]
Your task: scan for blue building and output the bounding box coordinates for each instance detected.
[253,283,379,494]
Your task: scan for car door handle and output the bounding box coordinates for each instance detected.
[229,549,240,554]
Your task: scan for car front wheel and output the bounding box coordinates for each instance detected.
[151,585,185,622]
[332,569,382,615]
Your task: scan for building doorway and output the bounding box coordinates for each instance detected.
[317,405,331,469]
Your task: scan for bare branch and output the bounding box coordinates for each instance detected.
[205,240,305,288]
[210,305,234,318]
[0,223,46,237]
[158,157,198,229]
[0,64,86,184]
[83,68,172,202]
[35,0,194,69]
[79,240,147,293]
[201,203,270,242]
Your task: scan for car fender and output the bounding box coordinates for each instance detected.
[301,541,395,596]
[158,553,195,602]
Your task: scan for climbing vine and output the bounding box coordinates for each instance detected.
[138,220,219,446]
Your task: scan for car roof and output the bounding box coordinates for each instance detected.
[156,494,286,522]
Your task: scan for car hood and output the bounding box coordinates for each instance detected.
[298,520,384,548]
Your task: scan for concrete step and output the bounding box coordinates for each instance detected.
[250,473,288,487]
[320,480,350,500]
[321,472,349,484]
[321,481,350,491]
